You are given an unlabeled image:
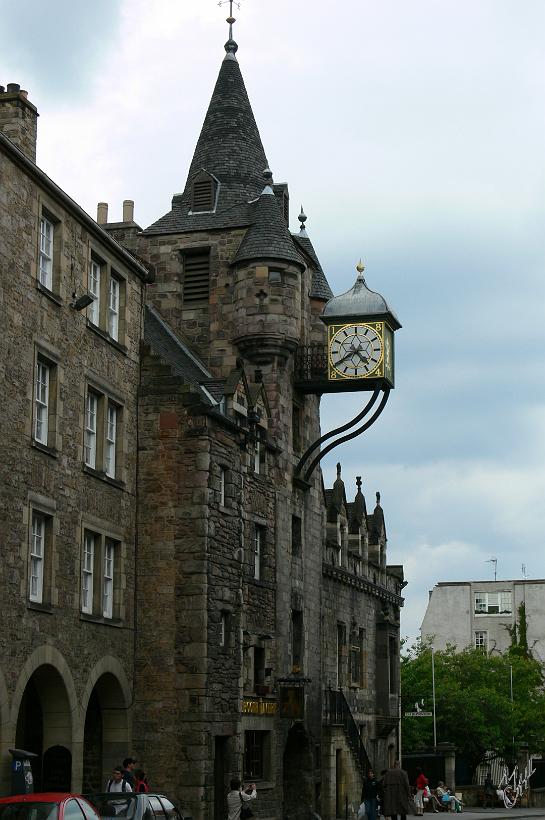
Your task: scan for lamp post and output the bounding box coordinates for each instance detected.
[432,648,437,749]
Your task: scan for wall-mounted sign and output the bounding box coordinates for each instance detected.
[242,698,277,716]
[280,687,304,719]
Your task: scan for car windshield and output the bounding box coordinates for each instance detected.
[0,803,58,820]
[85,797,138,820]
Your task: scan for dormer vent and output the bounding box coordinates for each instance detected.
[191,170,218,213]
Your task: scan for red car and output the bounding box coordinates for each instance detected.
[0,794,100,820]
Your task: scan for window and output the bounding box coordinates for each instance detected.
[105,403,117,478]
[82,529,120,619]
[82,530,96,614]
[39,216,54,289]
[388,636,397,693]
[219,467,226,507]
[244,730,270,780]
[291,515,302,557]
[268,269,282,284]
[182,248,210,305]
[29,512,46,602]
[253,526,264,580]
[292,403,302,453]
[475,631,488,651]
[219,612,228,647]
[291,610,303,672]
[88,259,101,325]
[34,359,50,445]
[108,275,120,340]
[254,524,265,581]
[103,539,115,618]
[83,386,123,480]
[337,622,346,686]
[253,437,266,474]
[474,591,512,615]
[254,646,265,690]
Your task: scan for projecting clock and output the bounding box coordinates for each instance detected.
[328,323,384,380]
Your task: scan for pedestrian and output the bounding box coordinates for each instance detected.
[106,766,133,793]
[227,779,256,820]
[122,757,138,789]
[134,769,150,793]
[361,767,380,820]
[381,760,411,820]
[483,775,496,808]
[414,767,429,816]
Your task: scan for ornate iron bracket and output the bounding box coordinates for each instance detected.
[294,388,390,487]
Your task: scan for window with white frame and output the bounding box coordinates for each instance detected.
[82,529,120,619]
[84,386,122,479]
[105,403,117,478]
[475,631,488,651]
[82,530,96,614]
[88,259,101,325]
[34,359,50,445]
[29,512,46,602]
[84,390,98,469]
[254,525,264,580]
[103,539,115,618]
[474,591,512,615]
[108,275,120,340]
[39,216,54,290]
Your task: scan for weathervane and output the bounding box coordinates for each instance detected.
[218,0,241,41]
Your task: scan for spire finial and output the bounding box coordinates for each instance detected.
[356,476,362,492]
[356,258,365,276]
[220,1,241,56]
[298,206,308,236]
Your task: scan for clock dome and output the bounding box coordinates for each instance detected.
[323,261,401,329]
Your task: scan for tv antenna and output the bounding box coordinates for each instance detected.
[485,557,497,581]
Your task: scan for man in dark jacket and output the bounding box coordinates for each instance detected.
[381,761,412,820]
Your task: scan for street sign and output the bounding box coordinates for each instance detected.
[404,711,433,717]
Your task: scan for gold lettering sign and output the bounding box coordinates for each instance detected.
[242,698,277,716]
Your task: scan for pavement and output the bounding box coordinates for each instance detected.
[433,810,545,820]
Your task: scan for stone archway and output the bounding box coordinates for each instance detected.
[14,664,74,791]
[81,660,132,791]
[283,722,315,820]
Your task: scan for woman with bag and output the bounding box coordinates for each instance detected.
[227,779,257,820]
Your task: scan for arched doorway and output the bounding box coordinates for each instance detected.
[83,672,129,791]
[15,665,73,791]
[283,723,314,820]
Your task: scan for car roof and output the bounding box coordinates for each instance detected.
[0,795,85,804]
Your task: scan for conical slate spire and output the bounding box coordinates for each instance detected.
[145,50,271,235]
[233,173,305,268]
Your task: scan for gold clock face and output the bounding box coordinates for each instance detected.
[328,323,384,380]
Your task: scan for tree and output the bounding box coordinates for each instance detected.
[401,638,545,773]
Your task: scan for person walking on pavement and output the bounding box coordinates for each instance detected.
[106,766,133,793]
[381,760,411,820]
[361,768,380,820]
[122,757,137,789]
[415,767,429,816]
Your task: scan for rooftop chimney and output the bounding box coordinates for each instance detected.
[97,202,109,225]
[122,200,134,222]
[0,84,38,162]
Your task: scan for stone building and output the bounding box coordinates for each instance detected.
[0,24,404,820]
[0,84,152,794]
[421,579,545,661]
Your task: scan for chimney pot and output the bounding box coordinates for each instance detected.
[97,202,109,225]
[20,90,28,99]
[0,87,5,94]
[7,83,20,93]
[123,199,134,222]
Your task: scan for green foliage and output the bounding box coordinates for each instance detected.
[401,638,545,770]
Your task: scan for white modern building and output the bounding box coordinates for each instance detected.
[420,579,545,662]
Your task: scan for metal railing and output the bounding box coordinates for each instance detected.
[325,687,373,776]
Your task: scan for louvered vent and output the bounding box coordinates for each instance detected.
[192,178,215,212]
[183,250,210,305]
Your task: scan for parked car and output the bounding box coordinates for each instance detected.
[83,793,185,820]
[0,793,100,820]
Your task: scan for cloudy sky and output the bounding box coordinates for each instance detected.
[2,0,544,644]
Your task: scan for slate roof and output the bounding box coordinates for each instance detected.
[144,48,269,236]
[232,188,305,268]
[293,231,334,301]
[144,305,222,405]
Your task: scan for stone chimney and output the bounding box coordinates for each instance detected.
[0,83,38,162]
[97,202,109,225]
[122,199,134,222]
